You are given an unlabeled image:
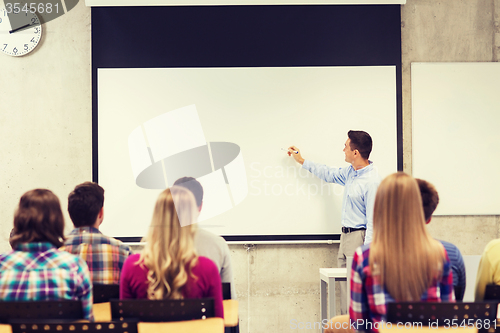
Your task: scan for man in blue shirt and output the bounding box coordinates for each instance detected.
[289,130,381,314]
[416,178,466,301]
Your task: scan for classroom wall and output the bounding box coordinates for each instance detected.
[0,3,91,252]
[0,1,499,333]
[401,0,500,258]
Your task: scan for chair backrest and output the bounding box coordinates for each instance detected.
[0,300,83,324]
[387,302,497,326]
[484,284,500,301]
[110,298,215,322]
[222,283,231,300]
[10,321,138,333]
[93,283,120,303]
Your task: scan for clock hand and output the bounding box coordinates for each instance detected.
[9,24,32,34]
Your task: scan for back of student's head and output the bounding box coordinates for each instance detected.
[11,189,65,248]
[348,130,372,160]
[416,178,439,222]
[370,172,444,301]
[140,186,199,300]
[68,182,104,227]
[173,177,203,208]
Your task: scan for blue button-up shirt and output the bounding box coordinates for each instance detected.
[302,160,381,244]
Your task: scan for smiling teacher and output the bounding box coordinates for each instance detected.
[288,130,381,315]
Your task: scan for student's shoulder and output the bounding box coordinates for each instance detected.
[98,233,132,252]
[124,253,141,265]
[483,239,500,254]
[197,229,227,247]
[438,240,462,255]
[113,237,133,253]
[353,244,371,263]
[0,250,15,261]
[196,256,220,274]
[51,248,91,271]
[62,231,81,246]
[121,253,143,271]
[197,228,221,240]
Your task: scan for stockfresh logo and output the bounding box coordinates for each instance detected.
[128,105,248,227]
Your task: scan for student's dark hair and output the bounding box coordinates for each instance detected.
[416,178,439,222]
[173,177,203,208]
[11,189,65,248]
[347,130,373,160]
[68,182,104,227]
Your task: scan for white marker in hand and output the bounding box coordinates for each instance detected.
[282,148,298,154]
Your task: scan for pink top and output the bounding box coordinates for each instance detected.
[120,253,224,318]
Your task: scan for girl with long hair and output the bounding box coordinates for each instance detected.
[349,172,454,332]
[1,189,93,320]
[120,186,224,318]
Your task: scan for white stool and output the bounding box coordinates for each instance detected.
[320,268,347,324]
[320,257,353,325]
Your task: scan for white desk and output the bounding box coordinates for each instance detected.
[320,268,347,324]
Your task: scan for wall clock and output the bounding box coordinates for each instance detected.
[0,8,42,56]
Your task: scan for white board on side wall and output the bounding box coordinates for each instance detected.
[98,66,397,238]
[412,62,500,215]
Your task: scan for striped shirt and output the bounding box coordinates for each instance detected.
[0,242,93,321]
[349,244,454,333]
[439,240,466,301]
[61,227,132,284]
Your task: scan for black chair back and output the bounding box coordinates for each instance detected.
[10,321,138,333]
[222,283,231,300]
[0,300,83,324]
[387,302,497,326]
[484,284,500,301]
[93,284,120,303]
[110,298,215,322]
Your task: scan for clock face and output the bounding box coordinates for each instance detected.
[0,8,42,56]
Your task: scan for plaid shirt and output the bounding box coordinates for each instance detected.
[350,244,454,333]
[0,242,93,321]
[61,227,132,284]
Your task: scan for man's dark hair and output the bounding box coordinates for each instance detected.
[347,130,373,160]
[11,189,65,248]
[416,178,439,222]
[173,177,203,208]
[68,182,104,227]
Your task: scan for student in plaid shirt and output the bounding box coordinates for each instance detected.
[61,182,132,284]
[1,189,93,321]
[348,173,454,333]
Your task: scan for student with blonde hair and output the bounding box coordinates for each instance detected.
[348,173,454,333]
[325,172,455,333]
[119,186,224,318]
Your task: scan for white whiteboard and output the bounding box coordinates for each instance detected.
[412,62,500,215]
[98,66,397,238]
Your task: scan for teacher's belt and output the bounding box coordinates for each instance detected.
[341,227,366,233]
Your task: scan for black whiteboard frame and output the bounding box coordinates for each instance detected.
[91,4,403,242]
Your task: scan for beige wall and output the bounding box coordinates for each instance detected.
[401,0,500,258]
[0,3,91,253]
[0,1,499,332]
